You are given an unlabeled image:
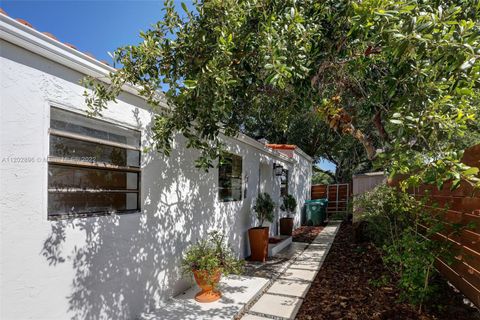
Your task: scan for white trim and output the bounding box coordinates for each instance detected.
[294,148,313,163]
[42,100,50,220]
[0,14,169,109]
[225,133,294,164]
[47,99,143,132]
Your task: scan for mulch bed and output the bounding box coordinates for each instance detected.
[292,226,325,243]
[296,222,480,320]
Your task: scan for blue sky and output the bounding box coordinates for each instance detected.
[316,159,335,173]
[2,0,336,173]
[1,1,193,63]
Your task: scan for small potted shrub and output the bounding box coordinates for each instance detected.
[248,192,275,262]
[280,194,297,236]
[182,231,244,303]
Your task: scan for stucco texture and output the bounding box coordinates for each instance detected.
[0,39,312,319]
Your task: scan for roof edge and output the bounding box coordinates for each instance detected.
[265,144,313,162]
[0,14,170,109]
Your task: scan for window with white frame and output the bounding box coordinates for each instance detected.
[47,107,141,219]
[218,153,242,202]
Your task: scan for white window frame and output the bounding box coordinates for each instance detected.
[218,153,243,202]
[46,102,142,220]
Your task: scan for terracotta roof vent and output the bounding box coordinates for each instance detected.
[16,18,33,28]
[42,32,58,40]
[64,43,77,50]
[266,144,297,150]
[0,8,8,16]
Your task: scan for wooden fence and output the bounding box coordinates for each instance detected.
[311,183,351,214]
[390,144,480,307]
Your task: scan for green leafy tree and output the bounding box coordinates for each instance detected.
[84,0,480,189]
[287,112,375,182]
[312,169,335,185]
[84,0,320,170]
[314,0,480,189]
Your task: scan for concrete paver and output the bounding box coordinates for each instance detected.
[140,275,269,320]
[297,250,326,261]
[242,221,341,320]
[249,293,303,319]
[241,314,273,320]
[289,257,323,271]
[279,267,317,282]
[267,279,311,298]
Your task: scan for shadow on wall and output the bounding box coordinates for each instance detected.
[40,118,249,319]
[0,41,263,320]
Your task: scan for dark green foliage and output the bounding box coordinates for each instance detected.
[280,194,297,217]
[356,185,470,310]
[84,0,480,189]
[181,231,244,286]
[356,185,416,246]
[312,169,335,185]
[253,193,275,227]
[288,114,374,183]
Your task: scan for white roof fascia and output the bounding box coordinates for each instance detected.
[225,133,294,164]
[0,14,170,110]
[294,148,313,163]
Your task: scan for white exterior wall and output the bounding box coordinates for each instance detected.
[278,150,312,228]
[0,22,312,320]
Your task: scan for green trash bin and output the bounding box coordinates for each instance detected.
[304,199,328,226]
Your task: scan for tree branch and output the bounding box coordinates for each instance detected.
[373,109,390,142]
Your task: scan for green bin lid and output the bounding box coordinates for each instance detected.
[306,198,328,204]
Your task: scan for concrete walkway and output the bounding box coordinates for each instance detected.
[139,221,341,320]
[240,221,342,320]
[140,275,270,320]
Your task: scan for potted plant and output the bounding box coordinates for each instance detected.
[182,231,244,303]
[280,194,297,236]
[248,192,275,262]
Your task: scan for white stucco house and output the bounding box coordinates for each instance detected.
[0,13,312,320]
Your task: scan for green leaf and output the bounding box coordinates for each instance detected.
[183,79,197,89]
[181,2,188,14]
[450,179,461,190]
[463,167,479,176]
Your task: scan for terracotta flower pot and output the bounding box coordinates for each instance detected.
[279,217,294,236]
[192,269,222,303]
[248,227,269,262]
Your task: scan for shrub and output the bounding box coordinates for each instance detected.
[355,185,416,246]
[182,231,244,285]
[356,185,462,310]
[253,193,275,227]
[280,194,297,217]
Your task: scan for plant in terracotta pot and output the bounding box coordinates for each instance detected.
[248,192,275,262]
[182,231,244,303]
[279,194,297,236]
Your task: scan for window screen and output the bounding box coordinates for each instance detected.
[48,108,141,219]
